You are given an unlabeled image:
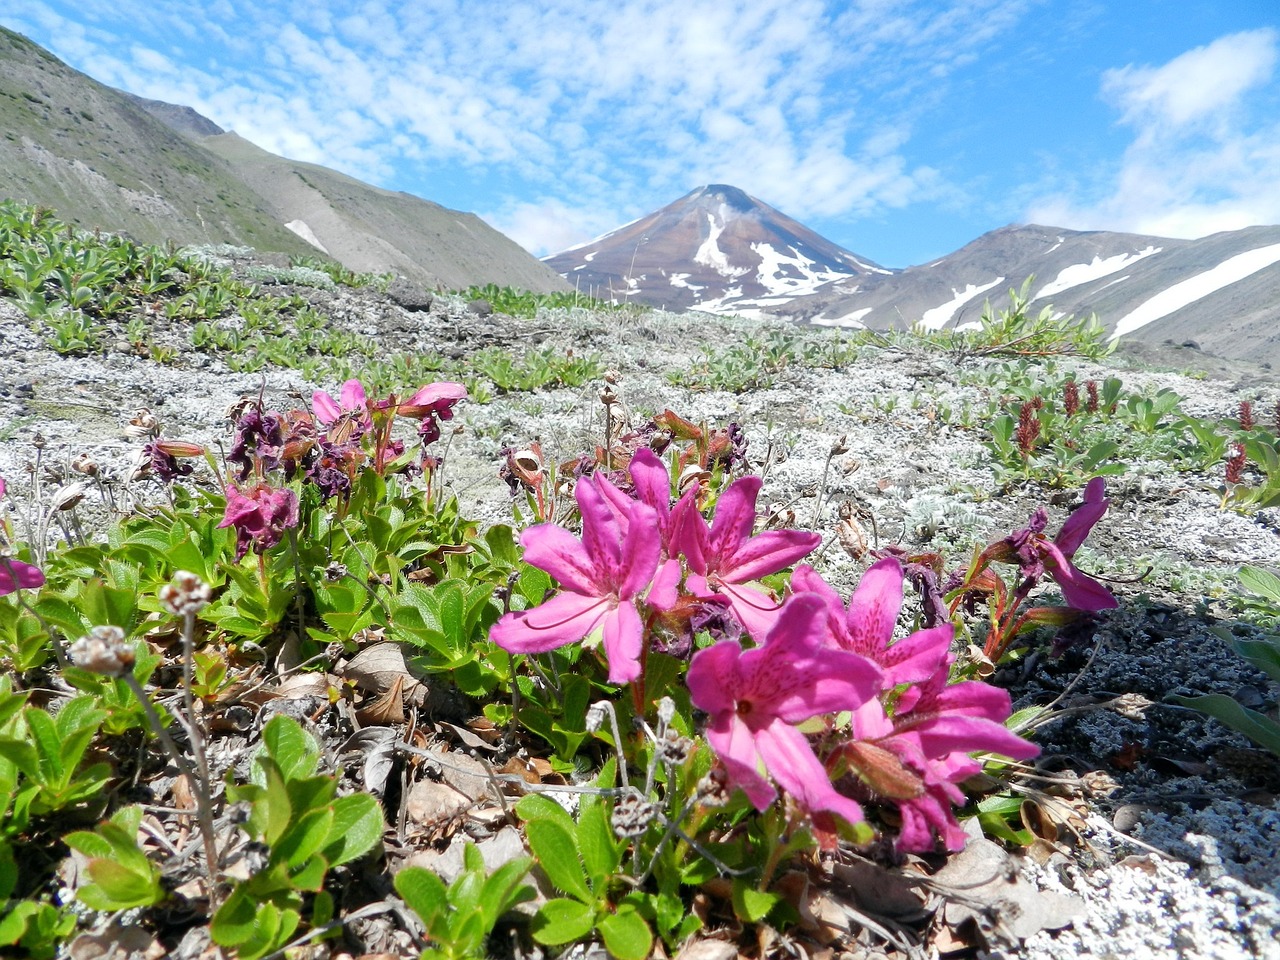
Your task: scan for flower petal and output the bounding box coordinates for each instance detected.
[338,379,367,415]
[489,592,610,653]
[687,640,744,718]
[707,712,775,811]
[754,720,864,825]
[578,479,627,588]
[628,450,672,525]
[1054,477,1108,557]
[909,714,1040,761]
[311,390,340,424]
[844,557,905,655]
[616,501,662,599]
[520,523,601,595]
[723,529,820,584]
[601,600,643,684]
[707,475,761,563]
[1040,541,1117,610]
[0,559,44,595]
[646,557,683,611]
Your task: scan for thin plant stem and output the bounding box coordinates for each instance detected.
[122,668,222,909]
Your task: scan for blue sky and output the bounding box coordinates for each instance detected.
[6,1,1279,268]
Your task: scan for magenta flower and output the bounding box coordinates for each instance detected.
[993,476,1117,611]
[687,593,882,824]
[312,379,372,430]
[0,557,44,597]
[847,657,1040,852]
[594,449,694,611]
[672,475,820,640]
[791,558,952,686]
[829,559,1039,851]
[218,481,300,560]
[489,473,663,684]
[397,382,468,445]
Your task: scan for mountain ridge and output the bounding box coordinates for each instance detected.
[548,191,1280,367]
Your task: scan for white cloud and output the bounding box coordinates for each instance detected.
[12,0,1039,252]
[1028,28,1280,239]
[1102,29,1278,130]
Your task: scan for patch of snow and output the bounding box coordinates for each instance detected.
[668,273,703,292]
[918,277,1004,331]
[1110,243,1280,339]
[284,220,328,254]
[694,285,745,313]
[752,242,856,297]
[694,214,749,280]
[1044,236,1065,255]
[810,307,872,328]
[583,251,596,263]
[1034,247,1161,301]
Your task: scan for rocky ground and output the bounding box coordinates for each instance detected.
[2,269,1280,959]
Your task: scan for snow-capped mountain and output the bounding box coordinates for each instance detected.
[547,188,1280,367]
[543,184,893,315]
[793,223,1280,364]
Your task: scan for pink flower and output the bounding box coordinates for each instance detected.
[687,593,882,824]
[0,557,44,597]
[397,382,468,420]
[489,472,662,684]
[791,558,951,686]
[218,481,300,560]
[994,477,1117,611]
[397,382,467,445]
[848,662,1040,851]
[672,475,820,640]
[312,379,371,430]
[594,449,694,611]
[833,562,1039,851]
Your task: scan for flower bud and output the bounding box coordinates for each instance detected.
[69,626,135,677]
[159,570,212,616]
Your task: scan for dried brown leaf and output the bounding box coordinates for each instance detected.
[356,674,406,725]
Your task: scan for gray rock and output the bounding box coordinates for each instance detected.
[386,277,434,312]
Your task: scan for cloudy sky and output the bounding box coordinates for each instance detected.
[6,1,1278,267]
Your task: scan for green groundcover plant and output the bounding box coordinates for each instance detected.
[0,358,1138,957]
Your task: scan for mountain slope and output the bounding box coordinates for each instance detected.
[0,28,568,292]
[0,27,316,255]
[545,184,891,313]
[200,133,568,292]
[794,223,1280,365]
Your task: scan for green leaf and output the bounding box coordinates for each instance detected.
[321,792,384,865]
[394,866,448,928]
[515,793,577,831]
[575,798,620,887]
[24,707,65,781]
[732,880,781,924]
[0,738,40,780]
[0,840,16,901]
[288,852,330,892]
[79,857,164,910]
[260,715,319,782]
[274,807,334,869]
[1171,693,1280,755]
[479,856,535,925]
[529,898,595,946]
[524,818,591,902]
[211,885,259,946]
[597,908,653,960]
[1240,565,1280,604]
